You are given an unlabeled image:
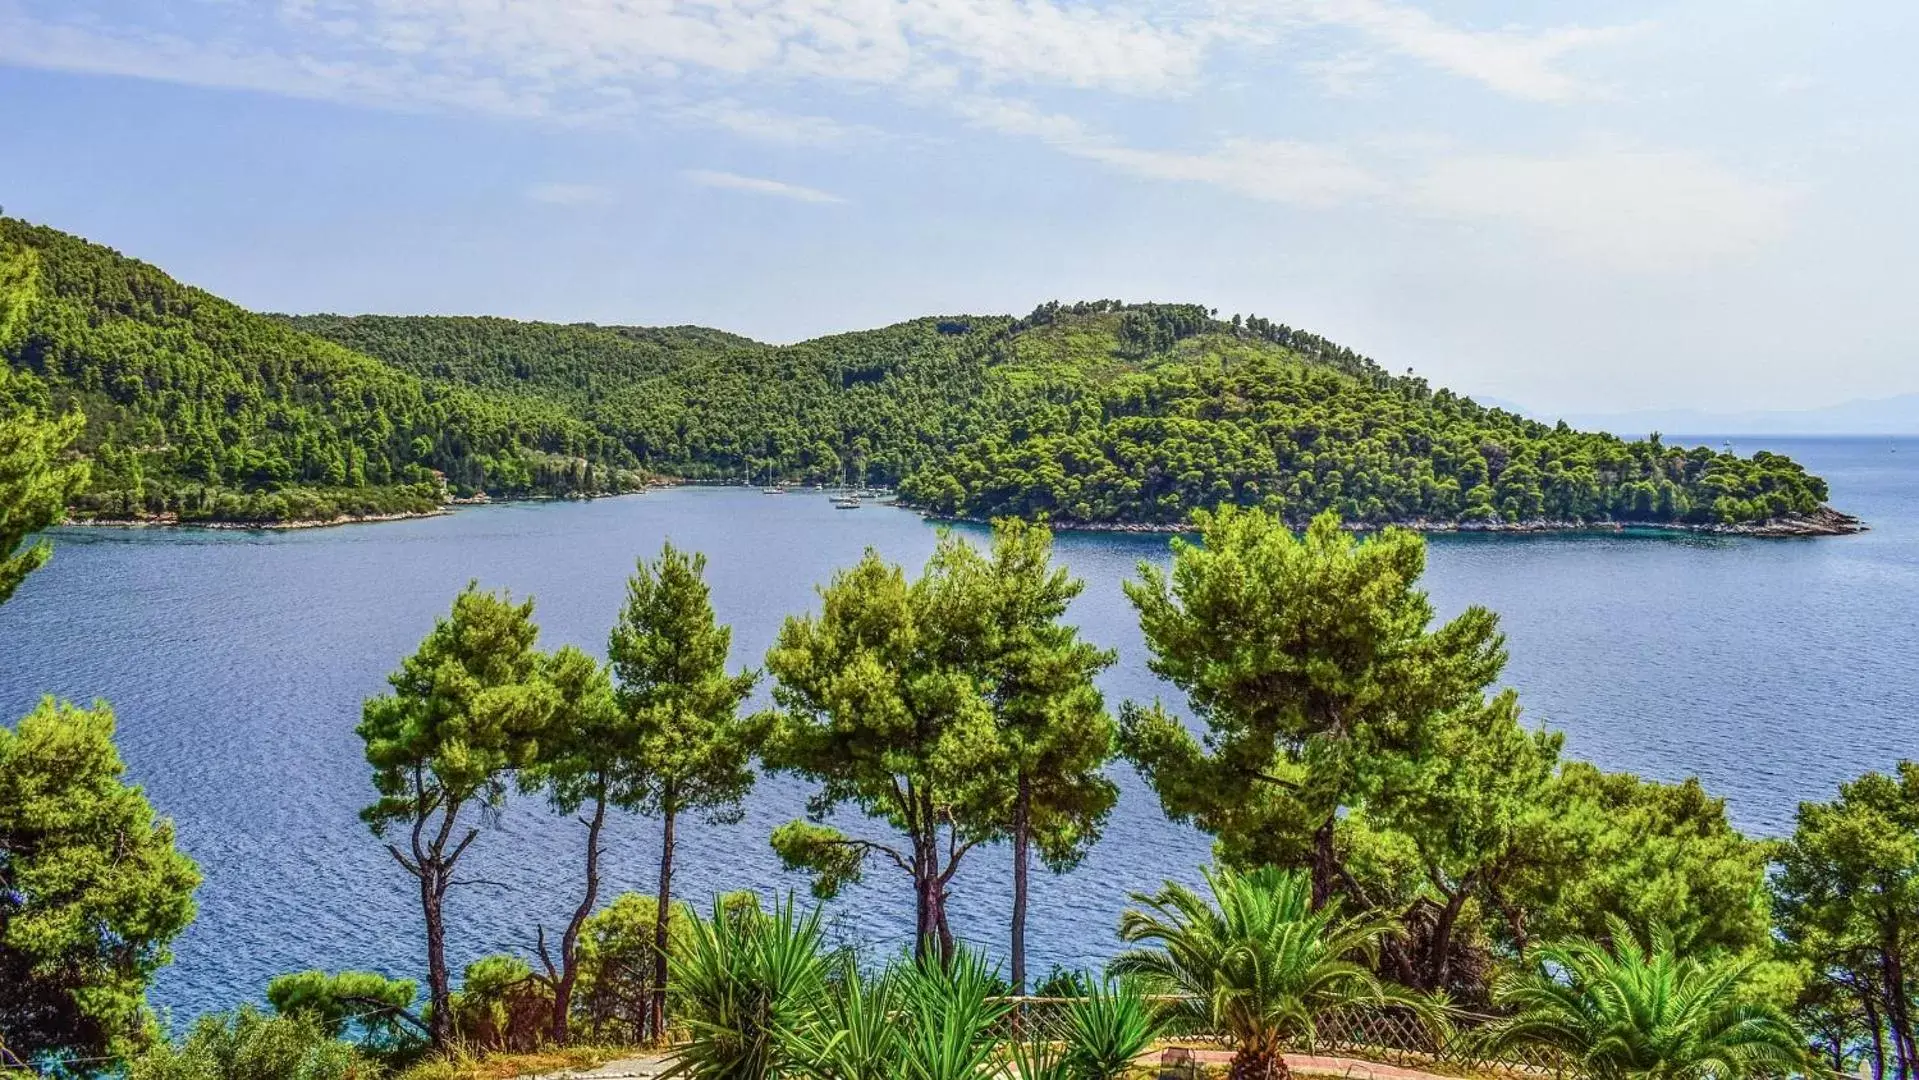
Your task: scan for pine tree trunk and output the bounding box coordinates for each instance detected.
[1427,885,1472,991]
[423,869,452,1049]
[1866,991,1888,1080]
[650,800,677,1044]
[1011,773,1031,994]
[1229,1046,1292,1080]
[551,791,607,1046]
[1882,935,1915,1079]
[1309,817,1337,909]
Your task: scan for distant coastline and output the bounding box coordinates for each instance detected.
[912,503,1867,538]
[58,483,1866,537]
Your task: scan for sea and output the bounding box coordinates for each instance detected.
[0,436,1913,1021]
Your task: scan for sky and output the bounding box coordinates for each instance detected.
[1,0,1914,415]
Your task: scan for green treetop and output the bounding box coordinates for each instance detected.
[762,539,1003,962]
[1120,508,1506,908]
[356,584,560,1049]
[968,518,1118,993]
[604,543,762,1040]
[0,404,86,606]
[0,699,200,1068]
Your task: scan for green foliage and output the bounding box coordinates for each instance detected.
[1513,763,1772,959]
[1119,505,1511,990]
[891,946,1011,1080]
[962,518,1118,990]
[5,217,1836,528]
[571,892,697,1044]
[1121,507,1504,873]
[762,538,1006,960]
[0,218,641,523]
[665,895,832,1080]
[445,955,554,1053]
[1057,977,1166,1080]
[1120,506,1771,1003]
[606,543,763,824]
[1111,865,1436,1079]
[780,959,902,1080]
[357,584,561,1046]
[598,542,764,1043]
[0,401,86,605]
[900,311,1830,529]
[1485,920,1804,1080]
[266,970,422,1056]
[358,584,557,838]
[0,698,200,1066]
[128,1008,378,1080]
[1773,762,1919,1077]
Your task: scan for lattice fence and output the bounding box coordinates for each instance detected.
[1307,1006,1578,1079]
[991,998,1580,1080]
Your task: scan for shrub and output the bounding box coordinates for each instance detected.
[127,1008,377,1080]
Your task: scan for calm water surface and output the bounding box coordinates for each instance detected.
[1,436,1914,1020]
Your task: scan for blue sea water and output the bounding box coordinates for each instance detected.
[0,436,1913,1021]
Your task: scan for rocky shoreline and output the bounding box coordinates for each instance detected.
[64,508,454,531]
[910,504,1868,538]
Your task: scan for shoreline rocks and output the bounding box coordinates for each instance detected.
[910,504,1868,538]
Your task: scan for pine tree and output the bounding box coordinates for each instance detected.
[606,544,761,1039]
[357,585,559,1048]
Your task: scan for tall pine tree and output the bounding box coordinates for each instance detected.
[607,543,761,1039]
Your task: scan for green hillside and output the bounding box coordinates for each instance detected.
[1,219,1842,530]
[0,220,644,522]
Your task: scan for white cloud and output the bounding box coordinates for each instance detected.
[678,99,868,147]
[683,169,847,204]
[267,0,1212,97]
[1412,145,1798,267]
[1244,0,1642,102]
[525,183,614,206]
[955,96,1385,206]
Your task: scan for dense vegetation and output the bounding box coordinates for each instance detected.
[0,413,1902,1079]
[291,302,1839,530]
[1,217,1843,529]
[0,220,642,523]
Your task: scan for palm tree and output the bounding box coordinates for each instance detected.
[1111,865,1433,1080]
[1483,920,1805,1080]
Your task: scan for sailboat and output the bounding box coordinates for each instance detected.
[830,462,861,508]
[759,462,786,494]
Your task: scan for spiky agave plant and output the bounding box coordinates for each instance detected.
[781,958,903,1080]
[1112,865,1434,1080]
[893,945,1012,1080]
[1483,920,1806,1080]
[1062,977,1166,1080]
[1001,1033,1071,1080]
[665,894,829,1080]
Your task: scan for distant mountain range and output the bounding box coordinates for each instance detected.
[1524,394,1919,438]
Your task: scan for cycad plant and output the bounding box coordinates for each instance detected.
[1112,865,1432,1080]
[1483,920,1805,1080]
[665,895,830,1080]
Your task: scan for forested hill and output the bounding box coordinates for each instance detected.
[292,301,1844,532]
[0,219,645,522]
[1,218,1848,530]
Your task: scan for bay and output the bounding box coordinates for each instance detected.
[1,436,1914,1021]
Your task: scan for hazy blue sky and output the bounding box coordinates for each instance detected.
[2,0,1913,414]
